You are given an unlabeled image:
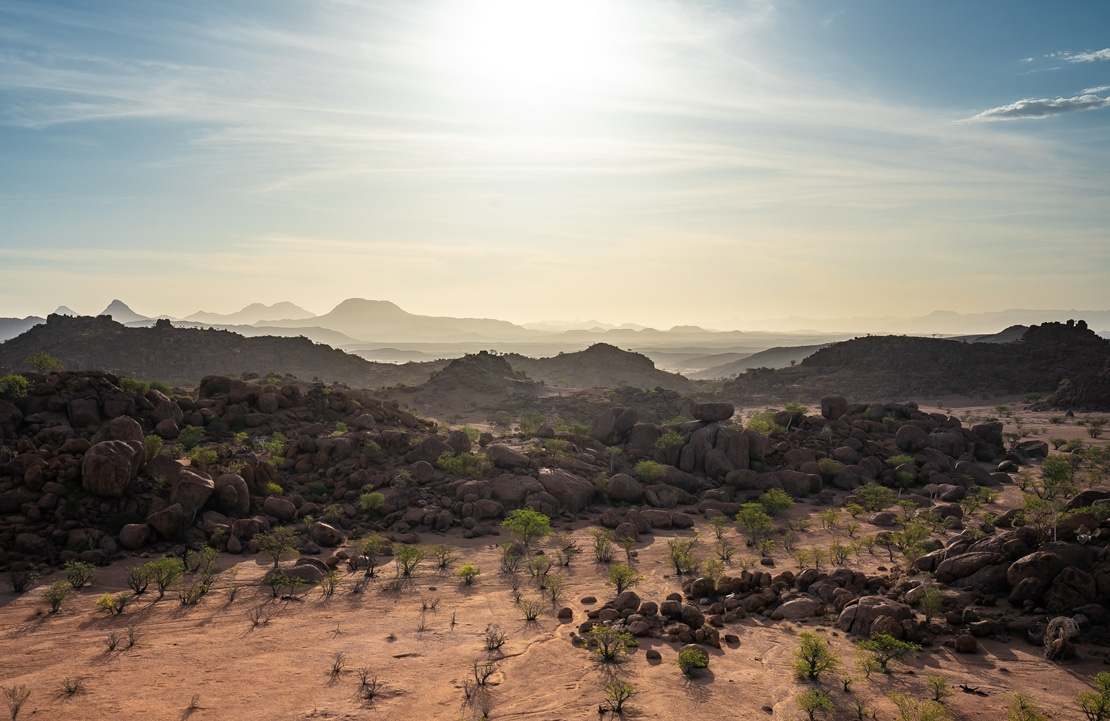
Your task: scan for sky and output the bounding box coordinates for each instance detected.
[1,0,1108,328]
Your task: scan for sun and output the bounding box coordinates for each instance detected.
[430,0,634,108]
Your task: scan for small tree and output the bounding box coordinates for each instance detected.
[42,580,70,613]
[591,528,615,563]
[603,679,638,713]
[458,564,480,585]
[256,527,298,569]
[793,631,840,681]
[393,544,428,578]
[857,633,921,673]
[759,487,794,516]
[735,503,773,543]
[27,351,63,373]
[608,564,644,595]
[889,692,951,721]
[588,625,633,662]
[1077,672,1110,721]
[357,534,387,577]
[501,509,552,548]
[927,675,953,703]
[64,560,95,590]
[145,557,185,599]
[1009,693,1049,721]
[798,689,835,720]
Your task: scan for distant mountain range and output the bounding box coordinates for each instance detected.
[719,308,1110,335]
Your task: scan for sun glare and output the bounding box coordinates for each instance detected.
[431,0,634,109]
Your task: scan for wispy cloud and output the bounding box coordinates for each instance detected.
[964,93,1110,122]
[1066,48,1110,63]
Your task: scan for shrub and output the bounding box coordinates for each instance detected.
[888,692,951,721]
[178,425,205,450]
[256,527,298,568]
[588,625,633,661]
[459,425,481,442]
[759,487,794,516]
[633,460,668,484]
[857,633,920,673]
[655,429,685,450]
[603,679,638,713]
[1077,672,1110,721]
[144,556,185,599]
[817,457,843,481]
[666,536,700,574]
[793,631,840,680]
[96,591,133,616]
[798,689,835,720]
[675,646,708,676]
[42,579,70,613]
[143,434,163,460]
[0,373,30,399]
[736,503,773,542]
[3,684,31,721]
[501,508,552,547]
[1008,693,1049,721]
[64,560,95,590]
[27,351,63,373]
[856,483,895,512]
[458,564,480,585]
[607,565,644,594]
[8,569,38,593]
[393,543,428,578]
[592,529,615,563]
[436,451,490,479]
[519,597,544,621]
[885,454,916,468]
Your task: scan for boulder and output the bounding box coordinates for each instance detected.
[821,394,848,420]
[1017,440,1049,458]
[118,523,152,550]
[715,428,749,471]
[67,398,101,428]
[445,429,473,454]
[311,522,346,547]
[691,402,734,423]
[170,468,215,510]
[1007,551,1067,589]
[93,415,145,444]
[773,598,822,620]
[589,407,637,445]
[895,425,931,453]
[934,552,1006,584]
[537,468,595,512]
[146,503,193,540]
[155,419,179,439]
[81,440,144,497]
[214,473,251,516]
[606,473,644,504]
[838,596,913,637]
[263,496,297,521]
[486,444,531,470]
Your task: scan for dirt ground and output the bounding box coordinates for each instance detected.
[2,403,1108,720]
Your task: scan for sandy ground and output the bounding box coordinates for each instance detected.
[2,404,1108,720]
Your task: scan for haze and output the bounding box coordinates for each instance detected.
[2,1,1109,328]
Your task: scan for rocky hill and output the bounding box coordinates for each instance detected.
[504,343,693,391]
[0,314,436,388]
[723,321,1110,407]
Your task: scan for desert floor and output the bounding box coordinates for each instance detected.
[2,403,1108,721]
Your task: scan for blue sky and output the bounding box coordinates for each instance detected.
[1,0,1108,327]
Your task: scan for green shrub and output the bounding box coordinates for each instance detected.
[0,373,30,399]
[143,434,163,459]
[27,351,63,373]
[178,425,205,450]
[458,564,480,584]
[797,689,835,720]
[64,560,95,590]
[333,421,348,434]
[502,508,552,547]
[359,491,385,512]
[42,580,70,613]
[759,488,794,516]
[857,633,920,673]
[119,377,150,395]
[817,457,843,480]
[633,460,668,484]
[459,425,481,442]
[655,429,685,450]
[793,631,839,679]
[144,556,185,598]
[856,483,895,512]
[676,646,709,676]
[885,454,916,468]
[95,591,133,616]
[1076,672,1110,721]
[262,481,283,496]
[607,564,644,594]
[588,625,633,661]
[436,451,490,479]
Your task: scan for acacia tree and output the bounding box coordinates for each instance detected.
[793,631,840,681]
[501,509,552,548]
[257,527,299,568]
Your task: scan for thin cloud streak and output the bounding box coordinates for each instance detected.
[964,94,1110,121]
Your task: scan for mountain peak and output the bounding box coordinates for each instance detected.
[99,300,148,323]
[53,305,77,316]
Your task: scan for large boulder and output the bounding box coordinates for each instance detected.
[214,473,251,516]
[489,474,543,509]
[1007,551,1067,588]
[81,440,144,497]
[146,503,193,540]
[170,468,215,510]
[773,598,823,620]
[838,596,913,637]
[67,398,101,428]
[895,425,931,453]
[691,403,734,423]
[934,552,1006,584]
[93,415,145,444]
[311,522,346,547]
[715,428,749,471]
[606,473,644,504]
[486,444,531,470]
[820,395,848,420]
[589,407,638,445]
[118,523,151,550]
[537,468,595,512]
[263,496,297,522]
